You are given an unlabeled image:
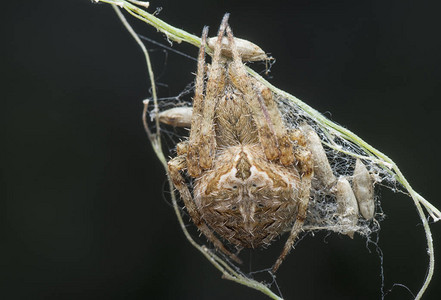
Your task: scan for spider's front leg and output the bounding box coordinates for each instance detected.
[196,15,229,170]
[186,26,209,177]
[167,148,241,264]
[223,25,281,161]
[224,24,297,165]
[254,81,296,166]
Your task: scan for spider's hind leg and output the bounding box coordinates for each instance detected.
[272,133,313,272]
[168,153,242,264]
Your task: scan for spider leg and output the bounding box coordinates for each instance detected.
[168,153,242,264]
[272,134,313,272]
[197,14,230,170]
[187,26,209,177]
[255,82,296,165]
[224,25,280,161]
[272,169,312,272]
[289,128,317,177]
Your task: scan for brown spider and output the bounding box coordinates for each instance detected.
[165,13,375,272]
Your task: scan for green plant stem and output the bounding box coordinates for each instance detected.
[95,1,440,299]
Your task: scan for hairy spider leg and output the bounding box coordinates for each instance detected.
[271,129,313,272]
[198,14,230,170]
[254,81,295,166]
[187,26,209,177]
[168,154,242,264]
[272,132,313,272]
[224,25,279,161]
[224,23,300,167]
[289,129,315,178]
[224,24,314,272]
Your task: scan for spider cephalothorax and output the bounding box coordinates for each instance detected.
[165,13,374,272]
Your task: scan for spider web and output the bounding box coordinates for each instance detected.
[277,95,389,237]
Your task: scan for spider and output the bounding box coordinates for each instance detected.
[164,13,375,272]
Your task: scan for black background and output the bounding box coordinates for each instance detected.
[1,0,441,299]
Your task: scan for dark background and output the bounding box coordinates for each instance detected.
[1,0,440,299]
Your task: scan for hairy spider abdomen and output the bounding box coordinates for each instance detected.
[194,145,300,248]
